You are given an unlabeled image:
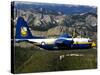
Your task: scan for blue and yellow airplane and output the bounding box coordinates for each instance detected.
[15,17,95,50]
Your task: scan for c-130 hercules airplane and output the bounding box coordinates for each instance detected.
[15,16,96,50]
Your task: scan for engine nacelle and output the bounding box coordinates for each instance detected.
[55,39,73,49]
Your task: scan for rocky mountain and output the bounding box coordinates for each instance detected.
[12,3,97,41]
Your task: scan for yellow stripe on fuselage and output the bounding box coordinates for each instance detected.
[73,42,92,44]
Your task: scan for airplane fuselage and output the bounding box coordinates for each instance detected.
[16,37,92,50]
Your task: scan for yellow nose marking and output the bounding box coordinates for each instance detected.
[91,42,96,47]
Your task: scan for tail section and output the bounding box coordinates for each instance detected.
[15,17,33,39]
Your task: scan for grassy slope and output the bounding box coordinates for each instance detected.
[14,47,97,73]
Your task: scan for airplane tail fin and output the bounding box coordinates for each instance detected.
[15,17,33,39]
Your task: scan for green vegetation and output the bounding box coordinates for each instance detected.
[14,46,97,73]
[14,47,36,71]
